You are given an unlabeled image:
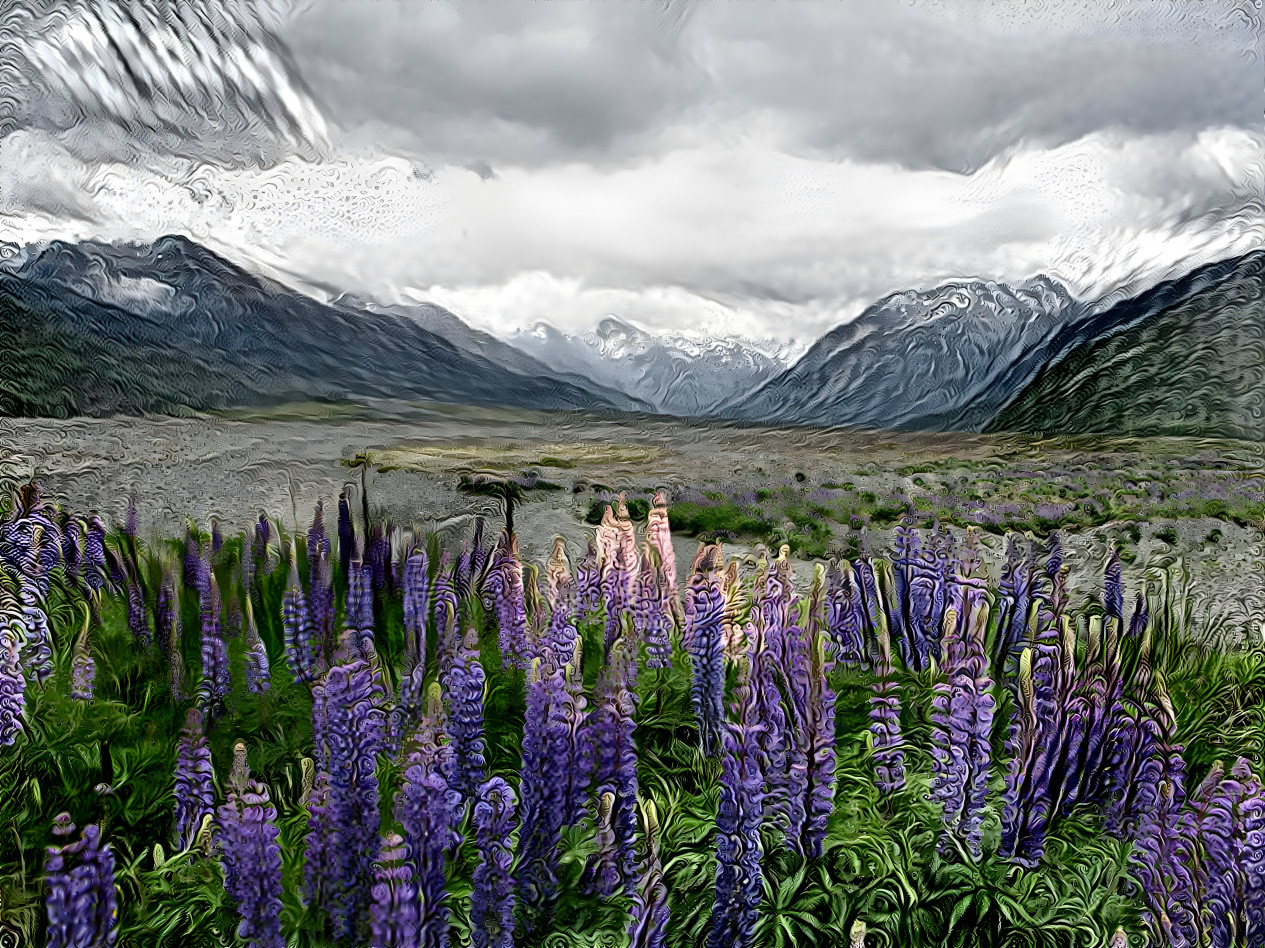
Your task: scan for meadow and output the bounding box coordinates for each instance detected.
[1,469,1264,948]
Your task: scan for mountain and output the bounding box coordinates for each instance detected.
[0,236,624,418]
[330,294,650,412]
[987,250,1265,440]
[508,317,789,417]
[727,277,1082,430]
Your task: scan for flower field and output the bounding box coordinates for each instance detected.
[1,481,1264,948]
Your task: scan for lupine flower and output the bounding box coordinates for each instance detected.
[0,580,25,746]
[1240,770,1265,941]
[576,538,602,620]
[541,580,579,669]
[432,563,460,678]
[443,627,487,799]
[1133,750,1199,948]
[155,575,188,703]
[403,550,430,676]
[83,516,108,596]
[173,708,216,851]
[869,568,905,797]
[183,526,206,597]
[995,537,1035,669]
[517,659,572,936]
[825,558,869,668]
[1190,758,1252,947]
[545,537,572,608]
[370,833,420,948]
[242,598,271,694]
[44,813,118,948]
[584,637,640,897]
[628,798,670,948]
[309,503,336,661]
[707,663,765,948]
[346,556,376,654]
[803,627,838,859]
[70,611,95,701]
[719,559,749,662]
[686,544,726,756]
[471,776,517,948]
[398,706,463,948]
[488,531,528,669]
[284,548,318,684]
[635,545,671,669]
[748,606,790,841]
[646,490,682,630]
[197,574,230,714]
[1102,547,1124,622]
[217,744,286,948]
[562,655,593,827]
[307,644,388,940]
[15,575,53,686]
[126,574,151,646]
[598,501,637,655]
[929,599,996,859]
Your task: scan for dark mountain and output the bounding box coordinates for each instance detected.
[987,250,1265,440]
[509,316,788,417]
[727,277,1081,429]
[0,236,624,418]
[329,294,649,411]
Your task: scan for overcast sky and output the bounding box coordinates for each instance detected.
[2,0,1261,347]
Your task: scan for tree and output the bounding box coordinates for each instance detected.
[456,470,559,538]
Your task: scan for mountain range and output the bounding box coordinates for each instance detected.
[1,235,1260,438]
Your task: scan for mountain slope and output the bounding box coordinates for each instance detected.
[509,317,788,417]
[331,295,650,412]
[728,277,1080,430]
[987,250,1265,440]
[0,237,622,418]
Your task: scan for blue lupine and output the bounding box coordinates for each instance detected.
[628,799,670,948]
[0,580,25,746]
[370,833,421,948]
[283,549,318,684]
[826,557,868,668]
[707,664,765,948]
[243,598,271,694]
[432,560,460,678]
[197,574,230,713]
[173,708,216,851]
[346,557,376,655]
[686,545,726,756]
[404,550,430,676]
[44,813,118,948]
[576,538,602,620]
[1133,750,1199,948]
[488,531,528,669]
[803,627,838,859]
[398,717,463,948]
[472,777,517,948]
[584,638,640,897]
[443,627,487,799]
[517,659,572,935]
[217,747,285,948]
[309,503,336,661]
[307,646,387,940]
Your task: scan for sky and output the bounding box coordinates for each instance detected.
[2,0,1262,349]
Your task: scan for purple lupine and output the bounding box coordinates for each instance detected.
[686,544,726,756]
[869,568,905,797]
[0,583,25,746]
[517,659,573,936]
[173,708,216,851]
[126,575,151,646]
[576,537,602,621]
[1127,589,1149,639]
[1133,750,1199,948]
[825,557,868,668]
[397,715,463,948]
[994,537,1034,669]
[197,574,230,714]
[471,776,517,948]
[283,549,318,684]
[628,799,670,948]
[432,561,460,678]
[366,523,391,596]
[1241,770,1265,941]
[309,503,336,662]
[488,531,528,669]
[254,514,274,578]
[307,645,388,940]
[541,582,579,669]
[217,746,286,948]
[1103,548,1124,622]
[635,545,672,669]
[707,663,765,948]
[83,516,108,595]
[403,550,430,678]
[70,618,95,701]
[598,504,637,656]
[562,658,593,827]
[183,526,205,597]
[748,606,790,843]
[583,638,640,897]
[60,516,82,585]
[929,599,995,859]
[345,557,376,655]
[370,833,421,948]
[242,599,271,694]
[15,574,54,686]
[156,575,188,703]
[1193,759,1251,947]
[443,627,487,799]
[44,813,118,948]
[803,627,838,859]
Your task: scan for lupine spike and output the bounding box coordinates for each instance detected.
[217,743,286,948]
[443,627,488,799]
[370,833,420,948]
[44,813,118,948]
[472,777,517,948]
[173,707,216,852]
[628,798,670,948]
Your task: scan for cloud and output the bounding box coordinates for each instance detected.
[288,0,1260,172]
[2,122,1258,348]
[9,0,327,165]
